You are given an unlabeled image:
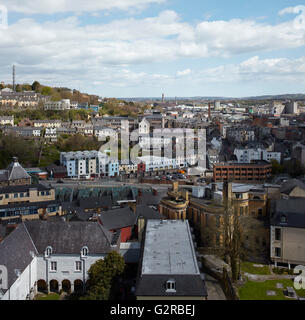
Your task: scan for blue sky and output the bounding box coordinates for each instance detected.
[1,0,305,97]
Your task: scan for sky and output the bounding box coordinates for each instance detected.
[0,0,305,98]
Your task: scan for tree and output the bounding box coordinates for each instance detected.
[271,159,284,175]
[31,81,41,92]
[81,251,125,300]
[41,86,53,96]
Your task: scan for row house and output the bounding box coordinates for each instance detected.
[2,126,41,138]
[33,120,62,129]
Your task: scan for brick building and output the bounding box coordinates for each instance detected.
[213,161,272,183]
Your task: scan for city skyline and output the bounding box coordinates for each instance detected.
[0,1,305,97]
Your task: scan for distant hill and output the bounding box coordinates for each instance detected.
[122,94,305,102]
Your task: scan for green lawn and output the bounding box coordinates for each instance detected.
[35,293,60,300]
[239,279,305,300]
[241,262,271,275]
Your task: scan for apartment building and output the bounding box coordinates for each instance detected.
[226,127,255,143]
[44,99,71,111]
[60,150,119,178]
[234,148,281,164]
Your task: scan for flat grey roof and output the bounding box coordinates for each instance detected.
[142,220,199,275]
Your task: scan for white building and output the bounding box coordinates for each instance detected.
[138,118,150,135]
[227,128,255,143]
[60,150,119,178]
[0,116,14,126]
[137,156,177,172]
[0,221,120,300]
[44,99,71,111]
[234,148,281,164]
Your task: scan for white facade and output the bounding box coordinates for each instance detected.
[0,251,109,300]
[234,148,281,163]
[60,150,119,178]
[0,116,14,126]
[44,99,71,110]
[139,118,150,135]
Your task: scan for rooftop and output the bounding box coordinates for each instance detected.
[142,220,199,275]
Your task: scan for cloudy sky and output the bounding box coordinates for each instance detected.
[0,0,305,98]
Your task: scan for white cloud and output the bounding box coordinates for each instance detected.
[195,56,305,83]
[176,69,191,77]
[0,6,305,94]
[2,0,166,14]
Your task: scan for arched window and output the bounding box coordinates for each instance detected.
[81,246,89,257]
[45,246,52,257]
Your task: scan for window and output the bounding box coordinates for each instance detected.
[14,193,18,198]
[45,246,52,257]
[281,215,287,224]
[275,228,281,241]
[50,261,57,272]
[166,279,176,292]
[75,261,82,271]
[275,247,281,258]
[5,194,9,199]
[81,246,89,257]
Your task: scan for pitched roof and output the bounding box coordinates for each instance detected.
[99,206,137,230]
[79,195,113,210]
[136,205,163,220]
[6,158,31,181]
[0,223,37,293]
[271,199,305,228]
[136,274,207,297]
[24,220,117,254]
[280,179,305,195]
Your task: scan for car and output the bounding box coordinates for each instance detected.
[160,176,167,180]
[56,179,64,184]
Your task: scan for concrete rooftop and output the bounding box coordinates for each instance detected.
[142,219,199,275]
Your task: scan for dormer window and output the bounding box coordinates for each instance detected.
[81,246,89,257]
[166,279,176,293]
[45,246,52,257]
[281,215,287,224]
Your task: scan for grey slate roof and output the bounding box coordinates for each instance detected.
[99,206,137,230]
[280,179,305,195]
[136,274,208,297]
[137,191,167,206]
[271,199,305,228]
[78,196,113,210]
[0,184,50,195]
[0,223,37,293]
[24,220,117,254]
[136,205,163,220]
